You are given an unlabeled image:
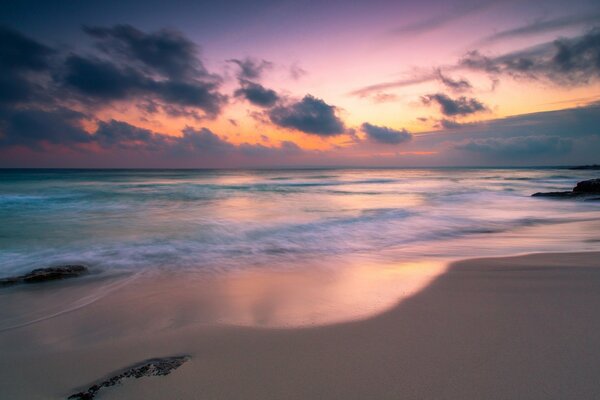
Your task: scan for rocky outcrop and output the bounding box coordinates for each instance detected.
[569,165,600,170]
[68,356,191,399]
[0,265,88,286]
[573,178,600,194]
[532,178,600,200]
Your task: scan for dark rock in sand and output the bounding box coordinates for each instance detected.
[68,356,190,399]
[0,265,88,287]
[532,178,600,200]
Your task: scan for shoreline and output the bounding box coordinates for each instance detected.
[1,251,600,399]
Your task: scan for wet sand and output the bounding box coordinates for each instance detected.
[1,252,600,399]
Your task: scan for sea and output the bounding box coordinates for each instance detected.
[1,168,599,278]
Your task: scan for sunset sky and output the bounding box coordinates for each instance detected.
[1,0,600,167]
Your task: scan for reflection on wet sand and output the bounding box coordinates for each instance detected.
[0,258,447,343]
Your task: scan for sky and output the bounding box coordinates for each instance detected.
[1,0,600,167]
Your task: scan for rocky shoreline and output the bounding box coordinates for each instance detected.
[532,178,600,200]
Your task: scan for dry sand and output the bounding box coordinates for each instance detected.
[1,252,600,399]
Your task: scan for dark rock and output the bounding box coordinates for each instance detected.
[532,178,600,200]
[0,265,88,287]
[573,178,600,194]
[68,356,190,400]
[569,165,600,170]
[532,191,574,198]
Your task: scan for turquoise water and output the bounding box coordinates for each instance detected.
[1,168,599,276]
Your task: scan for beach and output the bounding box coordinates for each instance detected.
[2,168,600,399]
[1,251,600,399]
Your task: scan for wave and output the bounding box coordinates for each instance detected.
[2,168,600,276]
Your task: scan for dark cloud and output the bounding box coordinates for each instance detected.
[0,26,55,105]
[268,95,345,136]
[0,72,38,105]
[0,108,307,162]
[435,69,471,92]
[461,28,600,85]
[83,24,205,79]
[234,80,279,107]
[238,140,301,157]
[0,107,89,148]
[479,13,600,45]
[422,93,488,116]
[361,123,412,144]
[227,58,273,80]
[0,26,54,72]
[59,25,227,117]
[173,127,235,154]
[455,135,573,156]
[0,25,227,118]
[94,119,169,150]
[63,55,146,100]
[152,80,225,116]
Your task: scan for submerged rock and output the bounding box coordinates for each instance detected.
[68,356,191,399]
[0,265,88,286]
[532,178,600,200]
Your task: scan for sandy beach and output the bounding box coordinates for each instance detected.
[1,251,600,399]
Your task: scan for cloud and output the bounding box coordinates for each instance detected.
[227,58,273,80]
[479,13,600,45]
[0,107,90,148]
[461,28,600,85]
[0,26,56,105]
[59,25,227,118]
[422,93,488,116]
[152,80,225,116]
[349,73,435,97]
[455,135,573,156]
[436,119,463,129]
[83,24,205,79]
[435,69,472,92]
[352,28,600,98]
[372,93,399,103]
[0,26,55,72]
[289,63,307,80]
[350,68,471,98]
[238,140,302,157]
[234,80,279,107]
[268,95,345,136]
[390,1,493,36]
[62,55,146,100]
[62,54,226,117]
[94,119,169,150]
[0,108,307,163]
[361,122,412,144]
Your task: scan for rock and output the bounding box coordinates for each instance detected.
[532,178,600,200]
[68,356,190,399]
[0,265,88,287]
[573,178,600,194]
[569,165,600,170]
[531,191,574,198]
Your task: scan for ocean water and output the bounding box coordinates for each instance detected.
[1,168,599,277]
